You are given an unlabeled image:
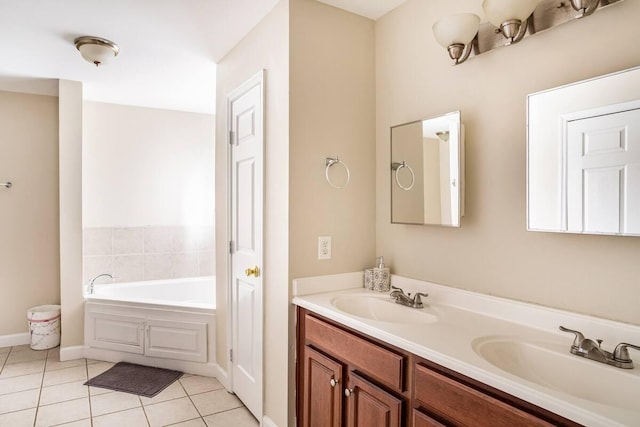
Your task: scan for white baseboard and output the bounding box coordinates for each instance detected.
[214,363,231,391]
[0,333,30,348]
[60,345,85,361]
[262,415,278,427]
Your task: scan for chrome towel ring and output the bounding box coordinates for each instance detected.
[1,181,12,189]
[392,161,415,191]
[325,157,350,189]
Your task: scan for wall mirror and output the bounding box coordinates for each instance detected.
[527,66,640,236]
[390,111,464,226]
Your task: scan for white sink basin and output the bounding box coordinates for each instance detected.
[473,336,640,412]
[331,295,438,324]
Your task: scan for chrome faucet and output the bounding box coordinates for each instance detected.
[88,273,113,294]
[389,285,428,309]
[559,326,640,369]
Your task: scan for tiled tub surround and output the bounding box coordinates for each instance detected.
[292,273,640,427]
[83,226,215,286]
[0,345,257,427]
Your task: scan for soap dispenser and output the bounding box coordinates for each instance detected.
[372,256,390,292]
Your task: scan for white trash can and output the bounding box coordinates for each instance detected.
[27,305,61,350]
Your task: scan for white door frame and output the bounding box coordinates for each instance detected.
[225,69,264,420]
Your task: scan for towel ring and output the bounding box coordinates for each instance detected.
[392,161,415,191]
[325,157,350,189]
[0,182,12,189]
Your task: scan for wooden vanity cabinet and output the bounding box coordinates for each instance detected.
[297,308,410,427]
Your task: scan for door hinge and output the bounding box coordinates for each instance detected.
[229,241,234,254]
[229,349,233,362]
[229,130,234,145]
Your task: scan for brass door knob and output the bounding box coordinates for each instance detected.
[245,266,260,277]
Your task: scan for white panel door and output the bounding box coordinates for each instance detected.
[228,70,263,420]
[566,108,640,234]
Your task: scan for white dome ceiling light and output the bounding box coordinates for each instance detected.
[74,36,119,67]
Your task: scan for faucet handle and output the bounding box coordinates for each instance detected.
[559,326,586,349]
[413,292,429,306]
[613,343,640,362]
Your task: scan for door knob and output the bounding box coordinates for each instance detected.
[245,266,260,277]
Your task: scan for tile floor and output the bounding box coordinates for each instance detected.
[0,345,258,427]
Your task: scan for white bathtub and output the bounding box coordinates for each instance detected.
[87,276,215,309]
[84,276,217,376]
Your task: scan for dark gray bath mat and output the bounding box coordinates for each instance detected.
[84,362,183,397]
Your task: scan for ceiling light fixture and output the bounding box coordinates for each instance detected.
[432,0,618,66]
[74,36,119,67]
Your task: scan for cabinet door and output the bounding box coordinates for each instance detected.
[302,346,343,427]
[413,409,447,427]
[145,319,207,362]
[345,372,403,427]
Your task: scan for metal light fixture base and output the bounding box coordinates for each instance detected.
[447,43,473,65]
[498,19,528,45]
[570,0,600,18]
[74,36,120,67]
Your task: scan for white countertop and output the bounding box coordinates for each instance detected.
[292,272,640,427]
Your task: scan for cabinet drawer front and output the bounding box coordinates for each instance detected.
[415,364,554,427]
[305,314,405,391]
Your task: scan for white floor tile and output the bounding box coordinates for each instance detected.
[45,357,86,372]
[39,380,89,406]
[203,407,258,427]
[140,381,187,406]
[90,391,141,417]
[0,407,36,427]
[9,344,33,352]
[0,352,8,365]
[0,388,40,414]
[5,348,48,365]
[179,376,223,395]
[43,365,87,386]
[0,346,11,355]
[169,418,207,426]
[0,372,43,396]
[93,407,149,427]
[55,418,92,426]
[144,396,200,427]
[34,397,90,427]
[0,359,46,378]
[89,385,113,396]
[190,389,242,417]
[87,361,115,378]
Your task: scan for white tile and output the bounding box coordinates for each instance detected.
[83,228,113,256]
[140,381,186,405]
[93,407,149,427]
[198,251,215,277]
[179,376,223,396]
[0,388,40,414]
[114,255,144,283]
[0,346,10,355]
[113,227,144,255]
[0,372,43,395]
[203,407,258,427]
[87,361,114,378]
[144,254,172,280]
[43,364,87,386]
[90,391,141,416]
[171,227,199,252]
[46,346,60,359]
[190,389,242,416]
[144,396,199,427]
[171,253,198,278]
[0,352,7,365]
[56,418,92,426]
[39,380,89,406]
[0,407,36,427]
[45,357,86,372]
[10,344,33,352]
[171,418,207,427]
[5,348,47,364]
[35,397,90,427]
[83,256,114,285]
[0,359,45,378]
[144,227,171,254]
[197,227,215,252]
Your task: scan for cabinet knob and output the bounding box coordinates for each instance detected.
[330,378,338,387]
[344,388,354,397]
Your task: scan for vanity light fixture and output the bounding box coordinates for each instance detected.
[483,0,541,45]
[432,0,620,65]
[432,13,480,65]
[74,36,120,67]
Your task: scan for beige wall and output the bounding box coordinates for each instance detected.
[376,0,640,325]
[215,1,289,425]
[0,91,59,336]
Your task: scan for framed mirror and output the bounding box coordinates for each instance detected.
[390,111,464,226]
[527,66,640,236]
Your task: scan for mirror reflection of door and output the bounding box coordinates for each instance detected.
[566,108,640,234]
[390,111,463,226]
